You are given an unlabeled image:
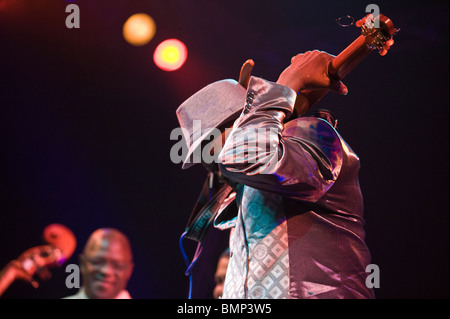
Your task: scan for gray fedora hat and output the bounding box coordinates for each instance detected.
[176,79,246,169]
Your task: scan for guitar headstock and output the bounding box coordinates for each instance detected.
[13,224,76,284]
[356,13,397,56]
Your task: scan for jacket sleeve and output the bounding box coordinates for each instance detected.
[218,76,344,202]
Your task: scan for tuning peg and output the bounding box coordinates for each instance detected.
[379,49,388,56]
[356,15,368,28]
[386,38,394,47]
[381,39,394,54]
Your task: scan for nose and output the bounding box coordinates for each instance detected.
[98,262,115,277]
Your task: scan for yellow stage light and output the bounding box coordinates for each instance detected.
[153,39,187,71]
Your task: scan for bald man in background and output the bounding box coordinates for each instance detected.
[64,228,134,299]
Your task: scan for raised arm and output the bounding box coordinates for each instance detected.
[218,51,347,201]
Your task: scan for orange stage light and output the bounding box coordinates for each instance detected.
[123,13,156,46]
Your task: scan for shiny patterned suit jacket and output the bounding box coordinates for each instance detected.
[214,76,374,299]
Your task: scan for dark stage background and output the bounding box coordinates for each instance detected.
[0,0,448,299]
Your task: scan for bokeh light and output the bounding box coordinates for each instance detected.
[123,13,156,46]
[153,39,188,71]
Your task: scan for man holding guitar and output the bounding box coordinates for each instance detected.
[214,50,373,299]
[177,13,395,299]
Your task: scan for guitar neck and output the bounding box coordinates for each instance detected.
[329,34,374,80]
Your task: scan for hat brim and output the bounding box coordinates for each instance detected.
[177,79,246,169]
[181,108,242,169]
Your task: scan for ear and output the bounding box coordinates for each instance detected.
[125,262,134,281]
